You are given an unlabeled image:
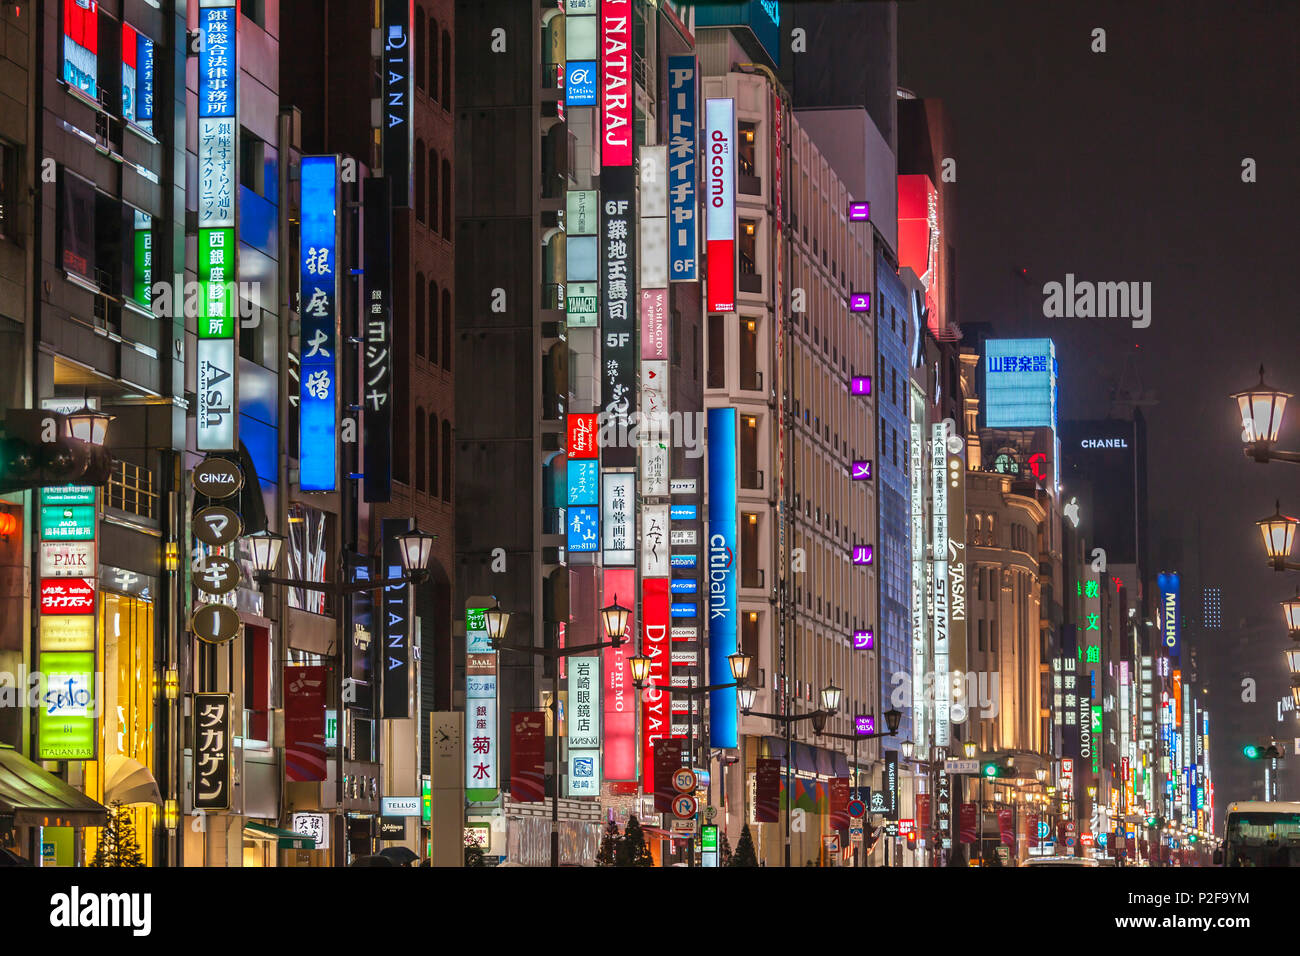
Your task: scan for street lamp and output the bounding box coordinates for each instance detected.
[1282,589,1300,638]
[1256,502,1300,571]
[66,398,114,446]
[630,648,751,867]
[738,681,845,867]
[490,599,627,868]
[396,528,436,574]
[1036,768,1048,784]
[1285,647,1300,678]
[963,740,978,760]
[900,740,915,761]
[1232,366,1293,459]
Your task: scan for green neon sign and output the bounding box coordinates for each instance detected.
[37,651,97,760]
[198,226,236,338]
[40,506,96,541]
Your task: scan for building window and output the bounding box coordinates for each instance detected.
[429,16,439,101]
[442,419,452,501]
[706,314,725,388]
[415,143,426,223]
[739,316,760,390]
[415,7,426,91]
[428,279,439,366]
[0,140,14,240]
[414,274,425,356]
[441,157,452,237]
[978,618,986,651]
[738,122,757,176]
[120,23,155,134]
[415,407,427,492]
[428,412,439,498]
[441,288,452,370]
[441,31,452,110]
[286,503,334,615]
[739,219,758,275]
[428,147,438,230]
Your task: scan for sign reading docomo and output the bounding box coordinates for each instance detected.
[192,457,244,498]
[193,505,243,547]
[191,602,242,644]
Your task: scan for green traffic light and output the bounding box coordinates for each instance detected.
[1244,745,1261,759]
[981,761,997,778]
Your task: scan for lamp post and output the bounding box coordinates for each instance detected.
[1232,367,1297,463]
[245,525,435,865]
[808,707,902,867]
[630,650,751,866]
[1255,502,1300,572]
[489,597,629,868]
[739,682,843,867]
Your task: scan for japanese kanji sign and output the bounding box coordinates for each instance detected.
[600,167,637,468]
[363,177,393,502]
[300,155,339,491]
[193,693,232,810]
[465,607,499,801]
[666,56,697,280]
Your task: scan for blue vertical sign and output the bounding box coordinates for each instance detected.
[1158,571,1180,660]
[707,407,738,748]
[198,2,236,118]
[299,156,339,491]
[667,56,697,281]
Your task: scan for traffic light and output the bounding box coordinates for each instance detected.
[980,760,1009,778]
[0,409,112,495]
[905,829,917,848]
[1244,742,1284,760]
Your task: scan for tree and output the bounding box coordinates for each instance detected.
[464,833,486,867]
[728,823,759,867]
[719,829,733,867]
[90,802,144,867]
[616,815,654,867]
[597,819,622,866]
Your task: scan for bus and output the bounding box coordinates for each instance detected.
[1216,801,1300,867]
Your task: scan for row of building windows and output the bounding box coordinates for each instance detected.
[413,273,452,370]
[414,144,452,237]
[414,8,453,109]
[413,407,452,502]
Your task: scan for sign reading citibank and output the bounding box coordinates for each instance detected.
[707,408,738,748]
[704,99,736,313]
[600,0,632,167]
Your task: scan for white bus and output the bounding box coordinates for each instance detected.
[1216,801,1300,867]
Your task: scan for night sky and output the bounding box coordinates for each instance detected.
[898,0,1300,794]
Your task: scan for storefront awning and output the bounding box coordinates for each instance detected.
[0,746,108,828]
[243,821,317,850]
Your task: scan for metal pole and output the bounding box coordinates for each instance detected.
[687,692,695,866]
[552,666,560,868]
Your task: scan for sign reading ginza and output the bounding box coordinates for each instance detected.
[363,177,394,502]
[196,0,238,452]
[931,422,950,745]
[600,168,637,467]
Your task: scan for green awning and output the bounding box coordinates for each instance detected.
[243,821,317,850]
[0,745,108,828]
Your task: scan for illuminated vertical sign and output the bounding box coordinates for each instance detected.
[931,422,949,745]
[600,170,637,468]
[299,156,340,491]
[363,177,394,502]
[601,471,635,565]
[382,0,413,207]
[642,577,672,793]
[667,56,697,280]
[603,569,638,781]
[37,651,96,760]
[566,656,601,796]
[1158,571,1180,660]
[381,519,413,719]
[196,0,238,452]
[704,98,736,313]
[466,607,499,801]
[946,448,968,699]
[61,0,98,99]
[707,408,738,748]
[910,417,927,747]
[193,693,232,810]
[600,0,632,167]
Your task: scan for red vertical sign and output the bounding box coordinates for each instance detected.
[510,710,546,803]
[829,777,851,831]
[755,758,781,823]
[1027,812,1039,848]
[915,793,932,837]
[641,576,671,794]
[600,0,632,167]
[602,569,637,780]
[653,738,683,813]
[959,802,978,843]
[284,666,328,781]
[997,806,1016,847]
[567,412,598,458]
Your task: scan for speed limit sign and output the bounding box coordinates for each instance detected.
[672,768,698,793]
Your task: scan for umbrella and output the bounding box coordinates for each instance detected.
[349,854,396,867]
[103,755,162,806]
[379,846,418,865]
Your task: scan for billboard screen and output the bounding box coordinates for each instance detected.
[984,338,1058,430]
